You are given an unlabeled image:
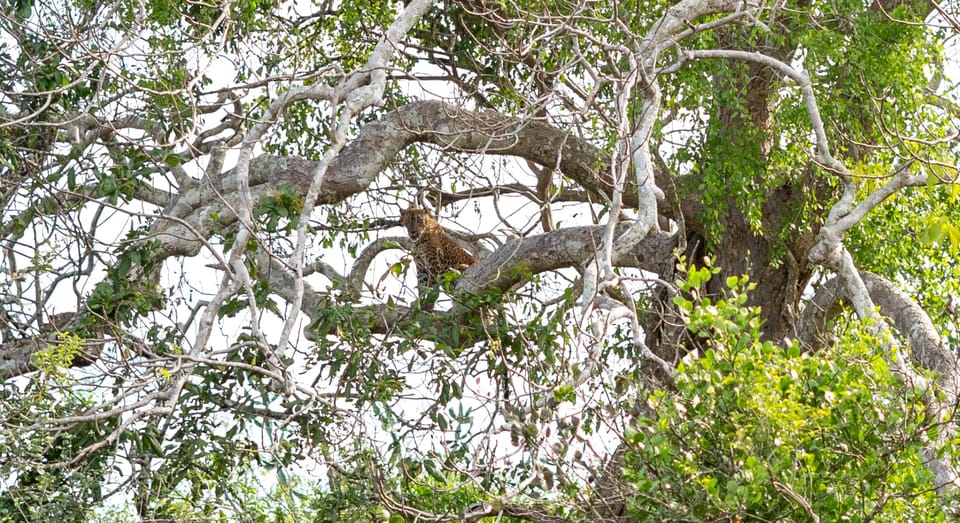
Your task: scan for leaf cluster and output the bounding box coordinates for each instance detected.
[626,268,949,521]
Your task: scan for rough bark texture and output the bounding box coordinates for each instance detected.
[152,101,622,258]
[294,226,677,344]
[687,28,823,343]
[798,271,959,395]
[0,103,671,379]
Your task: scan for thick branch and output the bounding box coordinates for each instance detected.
[3,102,664,379]
[1,331,105,380]
[285,226,678,343]
[798,271,958,394]
[457,227,676,297]
[152,101,628,257]
[798,270,960,492]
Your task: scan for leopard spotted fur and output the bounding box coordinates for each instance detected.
[400,208,478,289]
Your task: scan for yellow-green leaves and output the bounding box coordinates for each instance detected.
[32,332,84,382]
[918,216,960,253]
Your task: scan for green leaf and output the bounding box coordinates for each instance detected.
[424,459,445,483]
[16,0,32,18]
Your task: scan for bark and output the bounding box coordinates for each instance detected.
[707,182,820,341]
[293,227,677,344]
[152,101,624,258]
[797,271,959,395]
[686,28,825,342]
[0,102,673,380]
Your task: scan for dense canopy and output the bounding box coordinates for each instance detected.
[2,0,960,521]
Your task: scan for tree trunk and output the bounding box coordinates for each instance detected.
[696,30,818,341]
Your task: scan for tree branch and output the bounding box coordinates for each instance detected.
[151,100,631,257]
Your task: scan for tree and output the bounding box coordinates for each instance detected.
[1,0,959,520]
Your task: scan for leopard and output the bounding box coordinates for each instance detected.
[400,208,478,293]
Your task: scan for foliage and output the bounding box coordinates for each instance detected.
[0,391,115,522]
[626,267,950,521]
[1,0,959,520]
[849,182,960,347]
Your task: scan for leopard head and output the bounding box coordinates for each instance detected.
[400,208,433,239]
